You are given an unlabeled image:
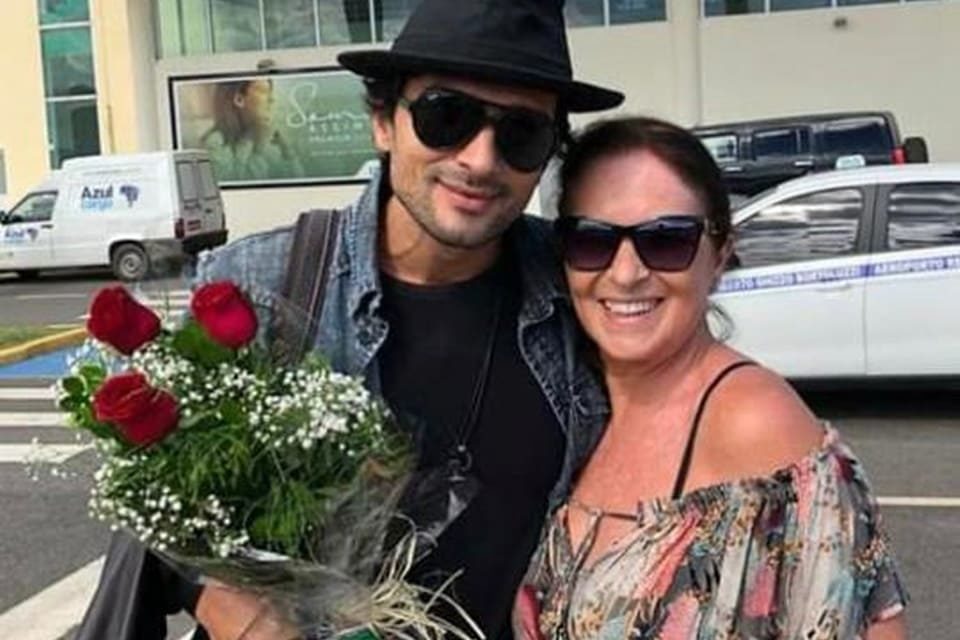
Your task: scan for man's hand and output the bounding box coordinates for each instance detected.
[195,583,303,640]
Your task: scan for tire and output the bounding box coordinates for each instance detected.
[111,243,150,281]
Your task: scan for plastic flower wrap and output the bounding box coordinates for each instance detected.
[56,282,481,639]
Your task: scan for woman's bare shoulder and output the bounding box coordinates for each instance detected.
[699,361,825,479]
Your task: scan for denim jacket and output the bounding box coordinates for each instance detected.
[194,169,608,508]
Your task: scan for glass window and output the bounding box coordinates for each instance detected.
[38,0,89,24]
[566,0,604,27]
[838,0,899,6]
[198,161,219,198]
[156,0,214,56]
[699,134,740,163]
[265,0,317,49]
[377,0,422,42]
[176,162,199,201]
[734,188,863,268]
[40,28,96,97]
[47,99,100,167]
[211,0,262,52]
[771,0,831,10]
[156,0,183,57]
[822,119,891,156]
[886,183,960,251]
[316,0,366,44]
[752,127,810,160]
[704,0,765,16]
[7,192,58,224]
[610,0,667,24]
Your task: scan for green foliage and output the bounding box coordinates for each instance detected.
[63,335,410,561]
[171,320,233,367]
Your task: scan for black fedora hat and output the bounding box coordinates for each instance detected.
[337,0,624,113]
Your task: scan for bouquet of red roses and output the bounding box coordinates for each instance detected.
[56,281,480,639]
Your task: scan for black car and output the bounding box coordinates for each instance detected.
[692,111,928,196]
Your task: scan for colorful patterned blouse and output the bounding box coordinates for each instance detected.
[516,429,907,639]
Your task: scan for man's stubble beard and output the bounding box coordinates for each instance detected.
[393,169,526,250]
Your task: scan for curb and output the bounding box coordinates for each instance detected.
[0,327,88,366]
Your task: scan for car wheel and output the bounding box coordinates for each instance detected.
[16,270,39,280]
[111,243,149,281]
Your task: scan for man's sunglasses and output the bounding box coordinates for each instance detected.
[397,89,557,172]
[555,215,710,272]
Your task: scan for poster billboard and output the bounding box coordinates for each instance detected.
[170,68,378,188]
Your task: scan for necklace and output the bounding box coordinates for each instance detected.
[447,292,503,482]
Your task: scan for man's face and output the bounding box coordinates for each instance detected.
[372,74,557,250]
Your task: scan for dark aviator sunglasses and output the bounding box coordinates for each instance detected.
[555,215,714,272]
[397,88,558,173]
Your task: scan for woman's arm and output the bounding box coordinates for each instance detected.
[865,613,908,640]
[195,584,302,640]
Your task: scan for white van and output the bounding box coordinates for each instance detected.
[0,150,227,280]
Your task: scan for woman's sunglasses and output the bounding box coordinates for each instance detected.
[555,215,709,272]
[397,88,557,173]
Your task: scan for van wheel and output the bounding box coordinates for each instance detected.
[111,243,149,281]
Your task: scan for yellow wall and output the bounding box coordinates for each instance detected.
[0,2,48,208]
[92,0,159,153]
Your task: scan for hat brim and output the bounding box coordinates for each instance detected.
[338,50,623,113]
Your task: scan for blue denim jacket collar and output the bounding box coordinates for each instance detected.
[338,168,585,358]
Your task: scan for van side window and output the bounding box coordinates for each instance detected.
[822,119,890,156]
[700,133,739,163]
[752,127,810,160]
[885,182,960,250]
[6,192,57,224]
[176,162,199,202]
[734,188,863,268]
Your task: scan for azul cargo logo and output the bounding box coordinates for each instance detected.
[119,184,140,207]
[81,185,115,211]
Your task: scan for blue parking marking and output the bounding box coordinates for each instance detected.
[716,251,960,294]
[0,348,74,378]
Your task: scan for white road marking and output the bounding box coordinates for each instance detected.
[0,412,67,428]
[0,387,56,401]
[0,443,89,464]
[14,293,90,301]
[877,496,960,508]
[0,557,103,638]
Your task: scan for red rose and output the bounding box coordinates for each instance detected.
[86,287,161,355]
[93,371,179,446]
[190,281,258,349]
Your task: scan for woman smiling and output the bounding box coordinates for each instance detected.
[516,117,908,640]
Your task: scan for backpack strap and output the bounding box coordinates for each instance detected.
[274,208,341,363]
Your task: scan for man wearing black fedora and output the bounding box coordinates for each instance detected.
[75,1,622,639]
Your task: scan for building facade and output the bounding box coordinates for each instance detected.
[2,0,959,238]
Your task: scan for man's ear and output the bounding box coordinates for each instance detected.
[232,92,246,110]
[370,109,394,154]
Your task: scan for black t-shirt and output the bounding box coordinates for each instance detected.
[379,256,565,640]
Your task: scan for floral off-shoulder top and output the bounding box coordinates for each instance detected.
[516,429,908,640]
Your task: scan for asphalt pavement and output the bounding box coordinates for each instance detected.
[0,269,186,327]
[0,275,956,638]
